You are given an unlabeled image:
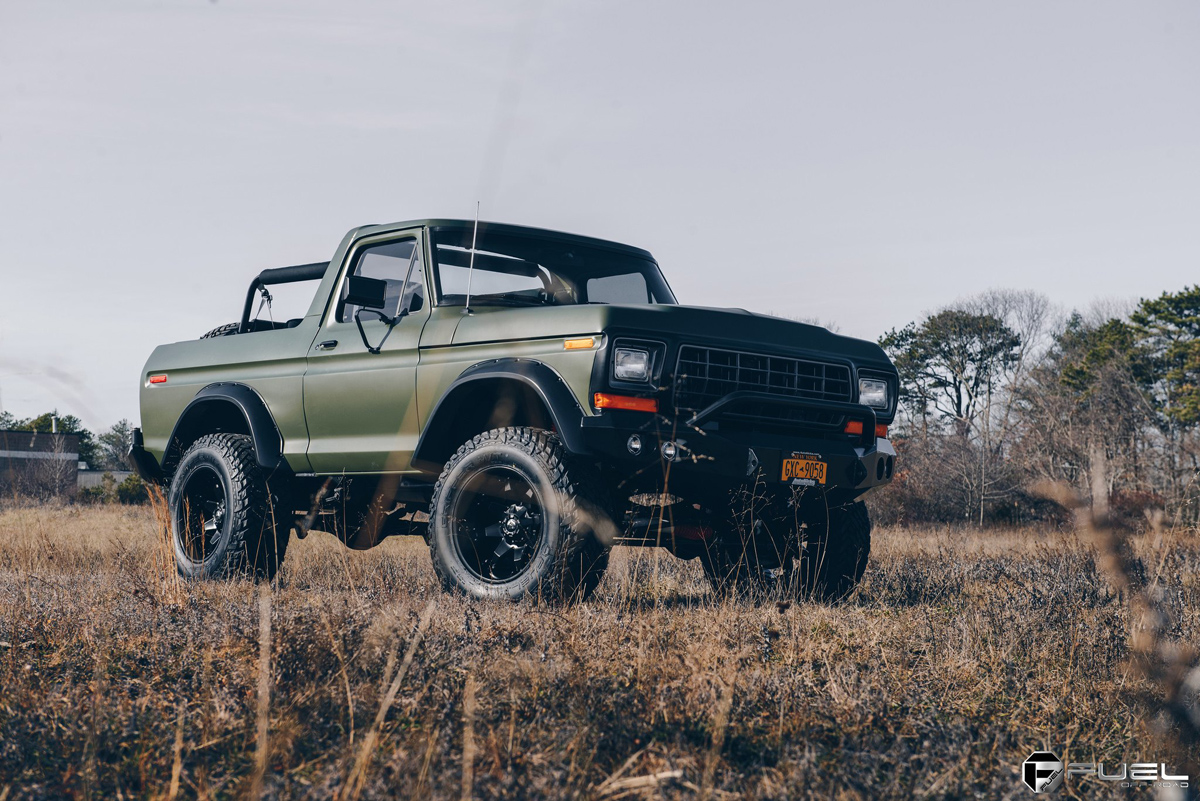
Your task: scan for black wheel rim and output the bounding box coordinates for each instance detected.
[449,464,547,583]
[178,464,228,563]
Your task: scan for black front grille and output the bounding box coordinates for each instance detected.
[674,345,853,428]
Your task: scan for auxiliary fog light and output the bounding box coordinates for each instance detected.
[661,441,679,461]
[627,434,643,456]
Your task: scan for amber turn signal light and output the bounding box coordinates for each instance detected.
[564,337,595,350]
[594,393,658,413]
[844,420,890,438]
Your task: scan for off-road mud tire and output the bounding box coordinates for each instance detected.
[699,489,870,603]
[697,479,800,598]
[428,427,612,602]
[799,501,871,602]
[168,433,289,580]
[699,519,799,599]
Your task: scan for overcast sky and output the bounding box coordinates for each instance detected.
[1,0,1198,430]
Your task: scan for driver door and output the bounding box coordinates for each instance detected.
[302,231,431,474]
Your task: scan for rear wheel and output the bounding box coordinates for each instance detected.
[428,427,612,602]
[168,433,289,580]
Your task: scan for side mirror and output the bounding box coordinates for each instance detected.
[347,275,402,354]
[345,275,387,310]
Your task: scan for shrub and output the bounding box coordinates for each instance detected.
[79,472,118,504]
[116,474,148,505]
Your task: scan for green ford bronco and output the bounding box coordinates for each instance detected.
[130,219,898,601]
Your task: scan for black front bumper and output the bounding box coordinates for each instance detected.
[128,428,163,483]
[579,408,896,499]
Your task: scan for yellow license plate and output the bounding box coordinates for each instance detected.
[781,457,827,484]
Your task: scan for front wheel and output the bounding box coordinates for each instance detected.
[699,496,871,603]
[799,501,871,602]
[427,427,612,602]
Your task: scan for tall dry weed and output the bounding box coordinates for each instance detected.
[1037,478,1200,787]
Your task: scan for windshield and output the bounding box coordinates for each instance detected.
[429,226,676,307]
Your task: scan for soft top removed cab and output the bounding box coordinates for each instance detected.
[131,218,898,601]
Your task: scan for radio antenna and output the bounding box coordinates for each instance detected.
[464,201,480,314]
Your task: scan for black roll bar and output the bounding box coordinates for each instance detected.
[238,262,329,334]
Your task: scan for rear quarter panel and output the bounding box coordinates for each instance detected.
[138,319,319,470]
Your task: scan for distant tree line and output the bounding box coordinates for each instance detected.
[873,285,1200,528]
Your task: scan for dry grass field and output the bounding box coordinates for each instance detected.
[0,502,1196,799]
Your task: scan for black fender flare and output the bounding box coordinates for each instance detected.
[412,359,589,468]
[163,382,291,477]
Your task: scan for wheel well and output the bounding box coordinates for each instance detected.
[162,399,253,475]
[415,377,558,469]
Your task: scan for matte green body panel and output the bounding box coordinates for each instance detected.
[303,314,429,473]
[302,228,431,473]
[415,330,602,435]
[139,319,319,471]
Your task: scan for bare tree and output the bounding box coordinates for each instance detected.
[881,300,1025,523]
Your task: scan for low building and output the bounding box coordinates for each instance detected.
[0,430,80,498]
[78,470,134,490]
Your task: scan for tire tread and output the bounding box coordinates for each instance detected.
[427,427,610,601]
[170,433,287,580]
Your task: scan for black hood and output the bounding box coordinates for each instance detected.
[600,304,896,373]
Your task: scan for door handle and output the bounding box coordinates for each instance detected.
[316,340,338,351]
